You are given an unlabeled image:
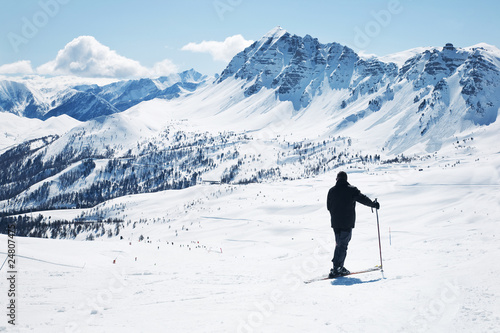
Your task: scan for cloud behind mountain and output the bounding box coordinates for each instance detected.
[36,36,178,78]
[0,60,34,75]
[181,34,254,62]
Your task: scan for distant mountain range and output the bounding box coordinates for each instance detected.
[0,69,208,121]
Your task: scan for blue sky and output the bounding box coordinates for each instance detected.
[1,0,499,77]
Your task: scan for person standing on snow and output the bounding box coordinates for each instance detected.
[326,171,380,278]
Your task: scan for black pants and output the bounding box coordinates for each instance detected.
[332,228,352,268]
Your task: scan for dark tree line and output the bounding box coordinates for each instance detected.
[0,214,124,239]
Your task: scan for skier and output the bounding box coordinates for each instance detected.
[327,171,380,278]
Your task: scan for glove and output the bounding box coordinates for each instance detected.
[373,201,380,210]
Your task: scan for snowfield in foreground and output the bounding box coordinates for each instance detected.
[1,154,499,333]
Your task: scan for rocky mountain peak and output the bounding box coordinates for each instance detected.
[217,28,397,110]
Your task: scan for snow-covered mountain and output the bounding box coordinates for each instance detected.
[0,80,48,118]
[217,26,398,110]
[1,27,499,214]
[71,69,207,113]
[218,27,500,151]
[0,69,208,121]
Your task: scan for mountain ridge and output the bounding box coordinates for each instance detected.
[0,69,208,121]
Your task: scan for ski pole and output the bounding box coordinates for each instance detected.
[374,199,383,272]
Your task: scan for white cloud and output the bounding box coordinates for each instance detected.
[181,34,254,62]
[151,59,178,77]
[36,36,178,78]
[357,50,379,60]
[0,60,34,75]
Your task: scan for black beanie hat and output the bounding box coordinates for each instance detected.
[337,171,347,181]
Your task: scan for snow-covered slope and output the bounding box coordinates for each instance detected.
[0,112,81,153]
[2,153,499,332]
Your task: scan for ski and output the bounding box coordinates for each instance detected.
[304,266,382,284]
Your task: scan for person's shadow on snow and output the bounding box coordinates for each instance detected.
[330,277,381,286]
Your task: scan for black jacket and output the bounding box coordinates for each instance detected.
[327,179,376,229]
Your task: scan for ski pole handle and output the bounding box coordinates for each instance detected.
[372,198,378,213]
